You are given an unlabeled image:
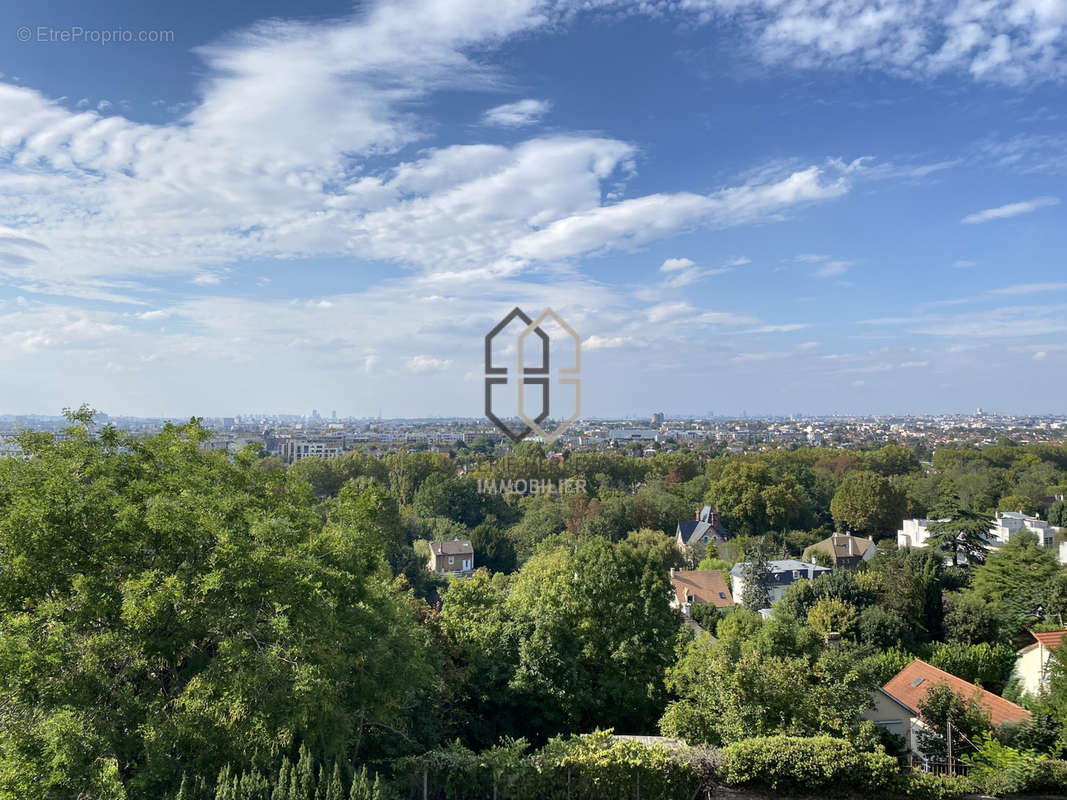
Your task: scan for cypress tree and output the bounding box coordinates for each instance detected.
[176,773,192,800]
[370,775,382,800]
[348,767,370,800]
[240,768,270,800]
[271,758,293,800]
[295,745,316,800]
[214,765,236,800]
[324,762,343,800]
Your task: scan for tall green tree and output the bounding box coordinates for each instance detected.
[829,471,906,539]
[505,537,681,738]
[0,419,436,799]
[926,483,992,567]
[740,540,772,610]
[969,531,1062,634]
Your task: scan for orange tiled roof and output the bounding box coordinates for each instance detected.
[882,659,1031,727]
[1031,629,1067,650]
[670,569,734,608]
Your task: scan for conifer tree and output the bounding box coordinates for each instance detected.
[214,765,236,800]
[348,767,370,800]
[239,768,270,800]
[322,762,344,800]
[295,745,316,800]
[271,759,293,800]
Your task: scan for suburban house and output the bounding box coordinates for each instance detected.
[427,539,474,577]
[675,505,729,559]
[864,659,1031,756]
[728,559,831,607]
[1014,629,1067,698]
[669,568,734,616]
[802,533,875,569]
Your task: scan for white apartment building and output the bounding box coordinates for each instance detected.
[988,510,1059,548]
[279,436,346,463]
[898,511,1062,555]
[609,429,661,441]
[897,519,944,549]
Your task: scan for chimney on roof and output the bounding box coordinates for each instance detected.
[847,537,853,556]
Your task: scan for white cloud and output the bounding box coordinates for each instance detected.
[813,259,854,278]
[961,196,1060,223]
[483,98,551,127]
[511,164,849,262]
[989,282,1067,295]
[678,0,1067,85]
[743,323,809,334]
[407,354,454,373]
[660,257,694,272]
[583,334,630,349]
[952,259,976,268]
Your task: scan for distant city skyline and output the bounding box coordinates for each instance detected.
[1,0,1065,416]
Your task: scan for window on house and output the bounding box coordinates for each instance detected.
[910,677,925,687]
[462,559,471,570]
[686,594,694,603]
[448,556,454,565]
[719,592,726,599]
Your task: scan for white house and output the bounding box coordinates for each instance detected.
[1013,629,1067,698]
[729,559,831,607]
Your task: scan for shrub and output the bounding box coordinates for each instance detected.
[963,733,1067,796]
[901,772,973,800]
[717,735,897,796]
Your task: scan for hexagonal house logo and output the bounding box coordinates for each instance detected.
[484,307,581,445]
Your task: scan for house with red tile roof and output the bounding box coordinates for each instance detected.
[863,659,1031,755]
[1014,628,1067,698]
[668,568,733,615]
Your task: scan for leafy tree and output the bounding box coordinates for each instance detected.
[806,597,857,641]
[829,471,906,539]
[624,527,686,570]
[916,683,991,760]
[469,522,517,573]
[856,606,912,649]
[943,593,1005,646]
[506,537,681,738]
[705,461,808,535]
[969,531,1061,634]
[926,642,1016,692]
[1048,499,1067,527]
[861,444,921,477]
[697,555,733,573]
[867,547,944,642]
[998,494,1039,515]
[0,421,437,799]
[662,621,874,746]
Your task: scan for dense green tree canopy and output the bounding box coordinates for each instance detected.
[0,421,436,799]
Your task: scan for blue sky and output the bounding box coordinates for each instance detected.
[0,0,1065,418]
